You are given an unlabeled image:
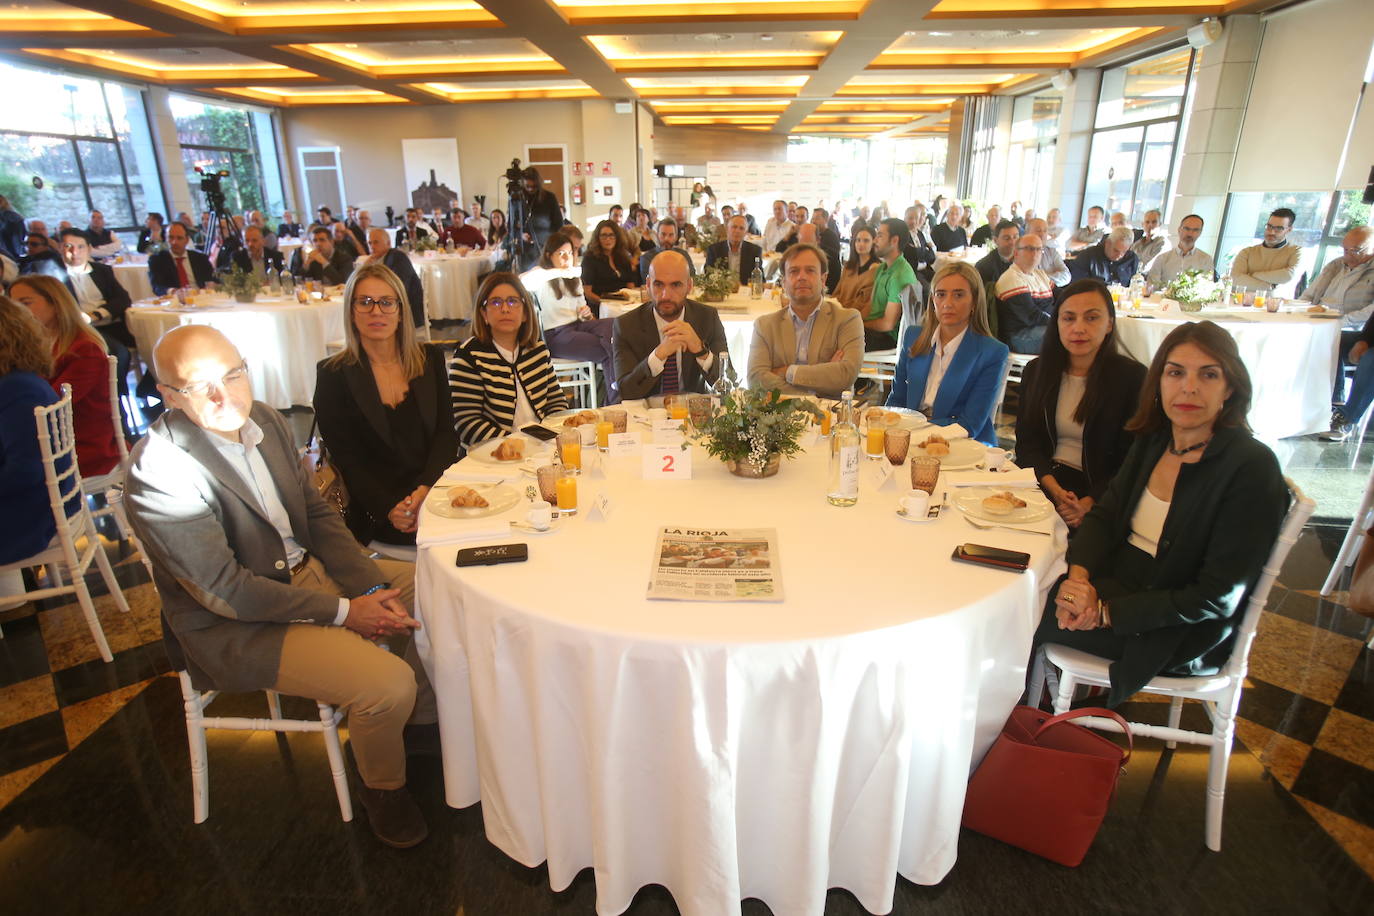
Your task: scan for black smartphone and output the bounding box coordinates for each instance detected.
[455,543,529,567]
[951,543,1031,572]
[521,424,559,441]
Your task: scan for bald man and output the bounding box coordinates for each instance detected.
[125,326,437,848]
[365,227,426,329]
[1301,226,1374,328]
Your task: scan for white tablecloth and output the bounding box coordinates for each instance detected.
[411,251,495,321]
[111,260,154,303]
[414,439,1066,915]
[125,293,345,409]
[1115,305,1341,440]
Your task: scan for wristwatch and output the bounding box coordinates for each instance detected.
[690,347,709,359]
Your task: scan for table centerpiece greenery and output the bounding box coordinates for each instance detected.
[697,386,823,478]
[697,262,738,302]
[1165,268,1222,313]
[219,265,263,303]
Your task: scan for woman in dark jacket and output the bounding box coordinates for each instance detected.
[1016,278,1146,529]
[1035,320,1288,707]
[314,263,456,547]
[580,219,639,313]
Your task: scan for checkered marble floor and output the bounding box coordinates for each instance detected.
[0,522,1371,912]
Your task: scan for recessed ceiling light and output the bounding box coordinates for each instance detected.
[1024,31,1040,36]
[760,34,774,42]
[697,33,732,42]
[927,32,951,37]
[344,43,359,49]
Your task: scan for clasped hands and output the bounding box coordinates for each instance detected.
[654,320,704,361]
[1054,570,1103,631]
[386,485,429,534]
[345,588,420,640]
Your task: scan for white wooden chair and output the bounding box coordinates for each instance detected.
[856,284,923,397]
[1319,461,1374,648]
[177,671,353,824]
[553,358,598,408]
[81,356,153,576]
[1038,480,1314,852]
[994,351,1035,428]
[0,387,131,663]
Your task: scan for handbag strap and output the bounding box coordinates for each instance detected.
[1033,707,1133,764]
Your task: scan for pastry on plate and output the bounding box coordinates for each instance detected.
[884,411,902,426]
[921,433,950,456]
[563,410,599,428]
[981,490,1027,515]
[491,438,524,461]
[449,486,490,509]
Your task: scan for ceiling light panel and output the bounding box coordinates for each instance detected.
[589,32,842,58]
[885,28,1137,54]
[555,1,865,25]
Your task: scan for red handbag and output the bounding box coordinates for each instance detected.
[962,705,1132,866]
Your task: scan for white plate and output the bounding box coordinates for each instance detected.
[953,486,1053,524]
[467,434,552,466]
[886,407,930,430]
[911,437,985,469]
[426,483,521,519]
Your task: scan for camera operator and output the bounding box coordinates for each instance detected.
[511,166,562,272]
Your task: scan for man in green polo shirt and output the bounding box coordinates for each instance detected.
[867,217,917,350]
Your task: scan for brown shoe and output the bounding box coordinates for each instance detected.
[356,784,428,848]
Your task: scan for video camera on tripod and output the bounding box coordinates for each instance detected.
[195,166,229,214]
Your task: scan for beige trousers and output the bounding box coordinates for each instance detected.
[271,555,437,789]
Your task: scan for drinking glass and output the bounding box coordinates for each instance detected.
[557,429,582,474]
[910,456,940,494]
[687,395,713,431]
[536,463,561,505]
[603,408,628,434]
[884,428,911,466]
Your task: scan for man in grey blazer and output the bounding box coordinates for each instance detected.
[748,243,863,400]
[613,248,729,399]
[124,325,436,849]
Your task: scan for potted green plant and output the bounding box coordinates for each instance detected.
[220,265,263,304]
[697,262,738,303]
[697,387,823,478]
[1165,268,1222,313]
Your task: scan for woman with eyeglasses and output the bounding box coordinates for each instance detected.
[313,263,456,547]
[580,219,639,314]
[9,275,120,478]
[449,271,568,449]
[523,231,619,404]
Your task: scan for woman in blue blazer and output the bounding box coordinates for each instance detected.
[886,260,1009,444]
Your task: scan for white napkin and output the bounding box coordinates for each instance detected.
[440,459,534,483]
[947,467,1039,488]
[928,422,969,440]
[416,516,514,547]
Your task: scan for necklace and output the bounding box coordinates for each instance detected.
[1168,437,1211,457]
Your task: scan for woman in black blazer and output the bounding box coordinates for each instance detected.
[314,263,456,546]
[449,271,568,448]
[1016,279,1145,529]
[580,219,639,314]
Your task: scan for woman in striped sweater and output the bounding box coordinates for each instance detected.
[449,271,568,448]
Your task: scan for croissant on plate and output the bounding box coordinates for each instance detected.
[449,486,490,508]
[492,438,525,461]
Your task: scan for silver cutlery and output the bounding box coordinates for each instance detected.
[961,514,1051,536]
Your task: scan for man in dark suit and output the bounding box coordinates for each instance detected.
[975,219,1021,284]
[704,215,762,284]
[811,208,844,293]
[230,225,285,281]
[125,325,436,848]
[638,218,696,283]
[277,210,303,239]
[149,221,216,295]
[613,249,728,400]
[60,228,132,347]
[364,227,426,329]
[19,231,69,285]
[291,226,354,285]
[394,208,431,248]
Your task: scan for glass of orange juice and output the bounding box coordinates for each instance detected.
[557,429,582,474]
[555,474,577,515]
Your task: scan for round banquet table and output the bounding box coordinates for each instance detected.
[414,433,1067,916]
[1114,302,1341,440]
[125,293,345,409]
[410,250,496,321]
[111,259,154,303]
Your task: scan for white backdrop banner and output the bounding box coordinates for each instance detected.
[706,161,835,213]
[402,138,464,211]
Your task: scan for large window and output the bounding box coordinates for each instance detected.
[0,61,164,245]
[787,136,947,209]
[171,95,285,220]
[958,96,1003,202]
[1217,190,1373,292]
[1082,46,1195,225]
[1009,90,1062,216]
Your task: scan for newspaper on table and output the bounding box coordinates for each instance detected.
[647,526,782,602]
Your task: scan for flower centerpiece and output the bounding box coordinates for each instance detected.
[219,265,262,304]
[697,261,738,303]
[411,234,439,254]
[696,222,720,253]
[697,386,823,478]
[1165,268,1222,313]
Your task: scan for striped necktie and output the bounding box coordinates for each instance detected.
[660,351,681,395]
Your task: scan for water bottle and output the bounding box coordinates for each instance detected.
[280,269,295,297]
[445,236,455,253]
[749,264,764,299]
[827,390,860,507]
[1129,272,1145,309]
[268,269,280,295]
[713,350,736,400]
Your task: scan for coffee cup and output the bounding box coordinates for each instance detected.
[899,490,930,518]
[985,447,1008,471]
[526,500,553,530]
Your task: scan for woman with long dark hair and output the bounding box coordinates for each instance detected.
[1036,320,1288,706]
[834,224,880,315]
[487,209,508,248]
[1015,278,1146,529]
[523,231,618,404]
[580,219,639,313]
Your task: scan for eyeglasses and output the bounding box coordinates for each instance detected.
[352,296,400,313]
[1264,224,1289,232]
[168,362,249,398]
[1017,245,1045,253]
[484,296,524,311]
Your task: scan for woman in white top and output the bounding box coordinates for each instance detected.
[1034,320,1288,706]
[521,231,618,404]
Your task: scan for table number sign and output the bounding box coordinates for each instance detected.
[642,443,692,479]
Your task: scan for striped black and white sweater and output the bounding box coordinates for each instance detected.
[448,337,568,447]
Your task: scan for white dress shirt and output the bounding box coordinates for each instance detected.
[921,327,966,414]
[646,308,715,384]
[494,342,539,431]
[763,217,793,253]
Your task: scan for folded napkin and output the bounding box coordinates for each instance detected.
[440,458,534,484]
[929,422,970,440]
[947,467,1039,488]
[417,517,514,547]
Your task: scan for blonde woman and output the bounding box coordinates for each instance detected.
[9,275,120,476]
[885,260,1010,445]
[313,263,456,546]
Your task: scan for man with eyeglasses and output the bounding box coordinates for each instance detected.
[364,227,426,329]
[1145,213,1213,289]
[1231,207,1301,294]
[125,325,439,847]
[994,235,1056,354]
[613,248,727,400]
[1024,217,1072,286]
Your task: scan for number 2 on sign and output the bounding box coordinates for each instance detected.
[643,443,691,479]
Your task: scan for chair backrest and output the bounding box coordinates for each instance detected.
[105,356,131,467]
[33,386,89,564]
[1222,478,1316,680]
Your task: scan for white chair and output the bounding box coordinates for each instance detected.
[1319,461,1374,649]
[994,351,1035,428]
[856,284,922,395]
[0,386,131,663]
[553,357,598,408]
[82,356,153,576]
[368,540,416,563]
[1040,480,1314,852]
[177,671,353,824]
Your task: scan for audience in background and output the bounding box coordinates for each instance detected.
[231,225,285,282]
[931,203,969,252]
[835,224,881,317]
[1230,207,1300,293]
[363,228,426,330]
[277,211,303,238]
[293,226,353,285]
[1068,226,1139,287]
[995,231,1056,354]
[976,219,1021,284]
[970,205,1002,248]
[581,219,639,312]
[85,210,122,258]
[487,209,508,248]
[523,230,618,405]
[1146,214,1212,290]
[1129,210,1167,267]
[137,213,165,254]
[704,215,762,285]
[149,221,214,295]
[1025,217,1072,286]
[867,218,919,351]
[639,218,695,283]
[1067,205,1107,252]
